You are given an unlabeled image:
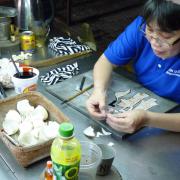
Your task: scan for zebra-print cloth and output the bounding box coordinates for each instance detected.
[40,62,79,85]
[48,37,91,56]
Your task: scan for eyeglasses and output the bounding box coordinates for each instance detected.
[139,23,180,48]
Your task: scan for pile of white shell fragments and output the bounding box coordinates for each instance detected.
[3,99,59,147]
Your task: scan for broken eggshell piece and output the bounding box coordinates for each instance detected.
[3,119,19,135]
[3,110,22,135]
[83,126,96,138]
[19,120,33,134]
[3,99,60,147]
[17,99,34,118]
[30,113,45,128]
[115,89,131,100]
[33,105,48,121]
[18,131,38,147]
[42,121,59,139]
[5,110,22,124]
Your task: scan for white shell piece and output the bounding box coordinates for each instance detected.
[12,52,32,61]
[83,126,95,138]
[96,132,103,137]
[133,98,157,110]
[115,89,131,100]
[19,121,33,134]
[31,128,40,139]
[17,99,29,109]
[48,121,59,131]
[38,125,49,142]
[32,119,44,129]
[3,119,19,135]
[101,128,112,136]
[18,131,38,147]
[5,110,22,124]
[17,99,34,117]
[108,142,114,146]
[118,93,149,109]
[37,122,50,142]
[12,55,18,61]
[33,105,48,121]
[30,114,45,128]
[43,121,59,140]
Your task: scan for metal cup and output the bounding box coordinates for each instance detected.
[97,144,116,176]
[0,17,11,41]
[79,141,102,180]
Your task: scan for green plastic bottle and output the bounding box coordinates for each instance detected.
[51,122,81,180]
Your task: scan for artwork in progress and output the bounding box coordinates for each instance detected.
[108,89,158,114]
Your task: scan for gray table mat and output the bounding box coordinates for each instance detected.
[46,70,178,139]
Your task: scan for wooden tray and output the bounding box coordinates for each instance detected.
[46,70,178,139]
[0,91,69,167]
[29,51,92,68]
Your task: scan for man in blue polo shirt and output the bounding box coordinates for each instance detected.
[86,0,180,133]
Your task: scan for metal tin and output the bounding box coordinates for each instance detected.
[0,17,11,41]
[20,31,35,52]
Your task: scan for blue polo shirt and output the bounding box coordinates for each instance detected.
[104,16,180,104]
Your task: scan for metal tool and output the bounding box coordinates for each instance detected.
[2,132,20,146]
[10,56,21,77]
[0,6,17,41]
[79,76,86,91]
[0,82,7,99]
[61,84,93,104]
[15,0,54,31]
[0,6,20,54]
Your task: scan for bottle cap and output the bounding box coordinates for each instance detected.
[46,161,52,168]
[59,122,74,137]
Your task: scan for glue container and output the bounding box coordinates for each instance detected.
[50,122,81,180]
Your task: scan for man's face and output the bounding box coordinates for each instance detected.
[145,22,180,59]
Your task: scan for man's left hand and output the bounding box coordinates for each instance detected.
[106,110,147,133]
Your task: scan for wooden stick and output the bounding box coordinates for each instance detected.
[61,84,93,104]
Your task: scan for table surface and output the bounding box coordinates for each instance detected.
[0,54,180,180]
[46,69,178,140]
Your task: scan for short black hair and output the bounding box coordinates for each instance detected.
[142,0,180,32]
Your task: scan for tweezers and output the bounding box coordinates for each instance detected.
[0,82,7,99]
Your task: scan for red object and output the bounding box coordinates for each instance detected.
[19,64,33,72]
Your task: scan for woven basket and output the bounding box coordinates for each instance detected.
[0,91,69,167]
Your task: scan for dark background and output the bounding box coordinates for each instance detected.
[53,0,144,53]
[1,0,145,53]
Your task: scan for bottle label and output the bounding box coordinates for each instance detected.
[51,138,81,180]
[52,161,80,180]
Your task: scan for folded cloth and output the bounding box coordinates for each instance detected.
[48,37,91,56]
[40,62,79,85]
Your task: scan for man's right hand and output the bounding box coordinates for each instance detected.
[86,90,107,120]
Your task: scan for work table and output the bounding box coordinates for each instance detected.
[0,53,180,180]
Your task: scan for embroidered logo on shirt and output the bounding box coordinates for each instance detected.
[166,68,180,77]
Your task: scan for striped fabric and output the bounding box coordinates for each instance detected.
[40,62,79,85]
[48,37,91,56]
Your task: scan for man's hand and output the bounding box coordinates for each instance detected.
[86,91,107,120]
[106,110,147,133]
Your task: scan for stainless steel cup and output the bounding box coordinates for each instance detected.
[97,144,116,176]
[0,17,11,40]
